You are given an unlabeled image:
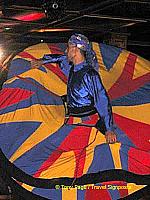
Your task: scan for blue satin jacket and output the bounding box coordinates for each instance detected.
[42,55,114,132]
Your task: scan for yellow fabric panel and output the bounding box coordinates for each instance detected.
[39,151,76,179]
[21,183,34,192]
[4,68,67,96]
[127,183,146,195]
[62,188,77,200]
[23,43,52,59]
[10,122,59,162]
[83,128,106,174]
[112,104,150,125]
[94,43,129,91]
[11,177,34,192]
[20,69,67,96]
[0,104,65,126]
[73,117,82,124]
[45,64,67,83]
[133,55,150,79]
[109,143,122,169]
[0,104,64,162]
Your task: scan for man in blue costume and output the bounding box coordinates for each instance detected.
[31,33,117,144]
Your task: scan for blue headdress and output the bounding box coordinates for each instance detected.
[68,33,99,70]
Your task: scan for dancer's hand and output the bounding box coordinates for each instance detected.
[105,131,117,144]
[31,59,43,69]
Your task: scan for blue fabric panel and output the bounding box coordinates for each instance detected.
[0,122,41,159]
[7,58,47,79]
[112,82,150,106]
[100,43,122,71]
[87,144,115,173]
[13,125,75,175]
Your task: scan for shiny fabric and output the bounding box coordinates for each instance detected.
[42,54,71,76]
[42,55,113,132]
[67,61,114,132]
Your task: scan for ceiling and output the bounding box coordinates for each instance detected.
[0,0,150,60]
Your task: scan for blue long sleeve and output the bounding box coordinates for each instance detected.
[41,55,114,132]
[84,70,114,132]
[42,54,71,76]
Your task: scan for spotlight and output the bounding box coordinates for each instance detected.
[52,2,58,9]
[42,0,66,20]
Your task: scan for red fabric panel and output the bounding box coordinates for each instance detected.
[18,52,36,60]
[108,53,150,100]
[85,186,111,200]
[34,123,93,178]
[114,113,150,151]
[128,148,150,174]
[74,149,86,177]
[34,151,61,178]
[0,88,34,109]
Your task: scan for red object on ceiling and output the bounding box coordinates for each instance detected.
[14,12,45,21]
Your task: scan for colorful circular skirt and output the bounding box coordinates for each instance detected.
[0,42,149,199]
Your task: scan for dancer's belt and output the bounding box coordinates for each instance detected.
[61,95,97,117]
[68,106,97,117]
[61,96,106,134]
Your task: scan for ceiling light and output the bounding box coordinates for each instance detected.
[42,0,66,20]
[5,27,11,30]
[14,13,45,21]
[31,28,72,32]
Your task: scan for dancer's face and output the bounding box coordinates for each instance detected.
[66,43,76,62]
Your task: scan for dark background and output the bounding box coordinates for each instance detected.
[0,0,149,60]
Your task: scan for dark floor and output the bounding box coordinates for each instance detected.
[0,175,149,200]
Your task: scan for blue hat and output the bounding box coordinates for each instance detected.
[68,33,99,70]
[68,33,89,51]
